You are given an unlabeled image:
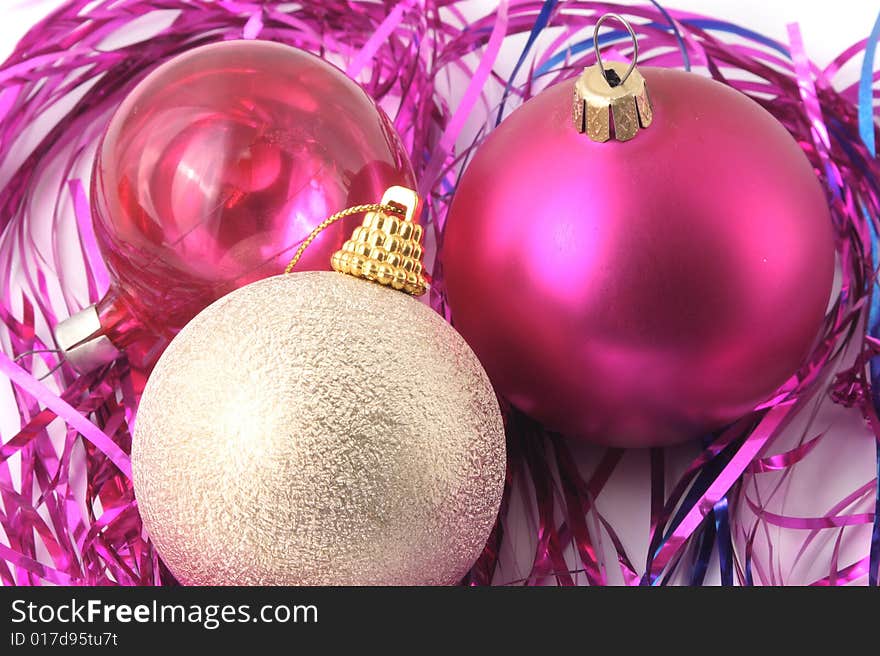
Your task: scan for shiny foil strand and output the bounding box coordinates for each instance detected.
[0,0,879,586]
[862,7,880,580]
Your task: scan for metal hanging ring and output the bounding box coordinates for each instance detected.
[593,13,639,88]
[13,347,62,361]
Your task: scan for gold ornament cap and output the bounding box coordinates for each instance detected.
[573,14,653,142]
[330,186,428,296]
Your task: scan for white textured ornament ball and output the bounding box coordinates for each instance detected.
[132,271,506,585]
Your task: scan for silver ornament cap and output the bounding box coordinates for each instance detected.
[53,305,121,374]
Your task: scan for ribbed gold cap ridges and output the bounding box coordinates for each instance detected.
[573,60,653,142]
[331,186,427,296]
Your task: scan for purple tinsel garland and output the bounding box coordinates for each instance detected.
[0,0,878,586]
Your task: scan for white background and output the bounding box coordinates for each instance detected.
[2,0,879,585]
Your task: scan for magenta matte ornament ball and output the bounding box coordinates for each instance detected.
[442,66,835,447]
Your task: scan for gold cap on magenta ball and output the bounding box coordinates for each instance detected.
[573,13,653,142]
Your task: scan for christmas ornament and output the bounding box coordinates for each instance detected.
[132,187,505,585]
[442,15,835,447]
[55,39,414,374]
[4,0,875,589]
